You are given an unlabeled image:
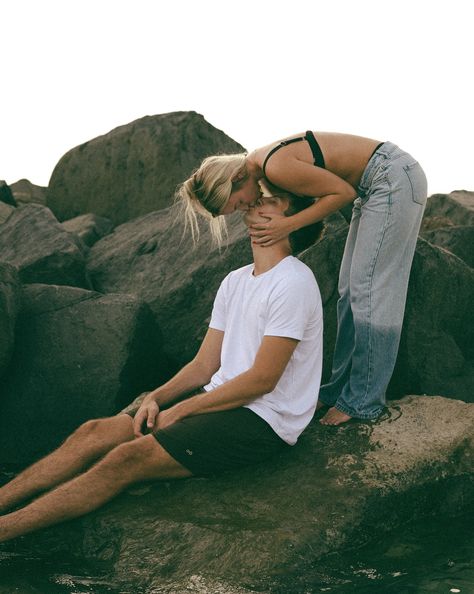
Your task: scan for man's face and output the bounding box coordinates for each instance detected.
[243,194,289,227]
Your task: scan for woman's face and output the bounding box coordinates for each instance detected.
[219,176,262,215]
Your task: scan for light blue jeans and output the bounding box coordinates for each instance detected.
[319,142,427,419]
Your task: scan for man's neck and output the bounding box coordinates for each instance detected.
[251,242,291,276]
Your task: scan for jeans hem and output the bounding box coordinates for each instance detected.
[334,401,383,420]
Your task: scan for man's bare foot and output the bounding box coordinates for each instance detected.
[319,407,352,426]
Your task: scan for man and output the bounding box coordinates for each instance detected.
[0,185,323,542]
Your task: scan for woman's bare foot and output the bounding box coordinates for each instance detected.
[319,407,352,426]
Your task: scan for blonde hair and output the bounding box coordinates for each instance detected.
[176,153,247,244]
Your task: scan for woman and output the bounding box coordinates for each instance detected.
[178,131,427,425]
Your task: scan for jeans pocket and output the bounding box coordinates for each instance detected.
[402,161,427,205]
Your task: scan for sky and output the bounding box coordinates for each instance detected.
[1,0,472,195]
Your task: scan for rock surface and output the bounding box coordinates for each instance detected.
[422,190,474,228]
[0,181,16,206]
[422,225,474,268]
[46,111,246,226]
[0,284,169,464]
[0,204,89,288]
[0,263,20,382]
[62,213,114,247]
[87,205,253,364]
[5,396,473,592]
[9,178,47,206]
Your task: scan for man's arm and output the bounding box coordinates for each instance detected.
[133,328,224,436]
[155,335,299,430]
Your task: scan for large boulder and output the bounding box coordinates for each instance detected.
[0,181,16,206]
[0,284,170,464]
[46,111,246,226]
[421,190,474,231]
[0,201,14,224]
[0,263,20,381]
[4,396,473,592]
[422,225,474,268]
[301,230,474,401]
[390,237,474,400]
[0,203,88,288]
[62,213,114,248]
[87,206,253,364]
[9,178,47,206]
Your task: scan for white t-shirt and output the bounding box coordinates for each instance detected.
[204,255,323,445]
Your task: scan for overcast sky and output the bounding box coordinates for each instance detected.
[2,0,472,195]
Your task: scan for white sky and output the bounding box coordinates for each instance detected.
[2,0,472,195]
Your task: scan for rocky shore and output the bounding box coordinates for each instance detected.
[1,112,473,591]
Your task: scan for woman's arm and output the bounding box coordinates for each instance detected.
[251,157,357,245]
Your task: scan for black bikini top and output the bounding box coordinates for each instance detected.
[262,130,326,176]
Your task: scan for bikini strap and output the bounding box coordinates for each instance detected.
[262,136,305,176]
[305,130,325,168]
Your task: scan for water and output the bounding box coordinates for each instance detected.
[1,509,472,594]
[0,460,472,594]
[272,508,474,594]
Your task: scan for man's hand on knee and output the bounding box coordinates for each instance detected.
[133,399,160,437]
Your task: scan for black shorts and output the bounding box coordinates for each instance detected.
[153,407,289,477]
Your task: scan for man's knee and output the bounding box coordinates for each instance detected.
[70,415,133,444]
[102,436,191,481]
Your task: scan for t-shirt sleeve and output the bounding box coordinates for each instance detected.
[264,277,313,341]
[208,275,228,331]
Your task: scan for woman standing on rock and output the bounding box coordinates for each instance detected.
[178,131,427,425]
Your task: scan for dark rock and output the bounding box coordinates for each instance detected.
[87,205,253,364]
[0,201,14,224]
[4,396,473,592]
[0,263,20,381]
[422,225,474,268]
[422,190,474,230]
[0,284,169,464]
[0,204,89,288]
[62,213,114,247]
[390,237,474,401]
[301,230,474,402]
[0,181,16,206]
[9,178,47,206]
[46,111,246,226]
[299,213,349,381]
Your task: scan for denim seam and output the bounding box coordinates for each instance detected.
[358,174,392,410]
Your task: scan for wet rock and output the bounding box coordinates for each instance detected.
[0,263,20,382]
[62,213,114,248]
[0,204,88,288]
[6,396,473,592]
[0,284,169,464]
[46,111,246,226]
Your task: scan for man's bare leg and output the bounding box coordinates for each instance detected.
[319,407,352,426]
[0,432,191,542]
[0,415,135,514]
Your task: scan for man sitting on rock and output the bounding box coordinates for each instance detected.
[0,183,323,542]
